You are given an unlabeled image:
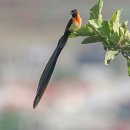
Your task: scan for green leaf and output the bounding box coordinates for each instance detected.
[111,9,122,24]
[89,19,102,29]
[124,28,130,40]
[119,27,125,37]
[81,35,102,44]
[119,21,130,45]
[119,27,128,45]
[127,59,130,76]
[105,50,119,65]
[98,21,111,38]
[89,0,103,20]
[110,9,122,34]
[69,32,80,38]
[122,21,128,29]
[70,25,94,38]
[110,32,120,44]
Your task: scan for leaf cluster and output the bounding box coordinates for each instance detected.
[70,0,130,76]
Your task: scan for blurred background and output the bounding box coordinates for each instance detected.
[0,0,130,130]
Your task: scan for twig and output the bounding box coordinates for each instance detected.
[121,50,130,60]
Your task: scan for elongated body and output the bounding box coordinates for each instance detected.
[33,9,82,109]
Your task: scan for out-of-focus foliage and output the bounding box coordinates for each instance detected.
[0,112,24,130]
